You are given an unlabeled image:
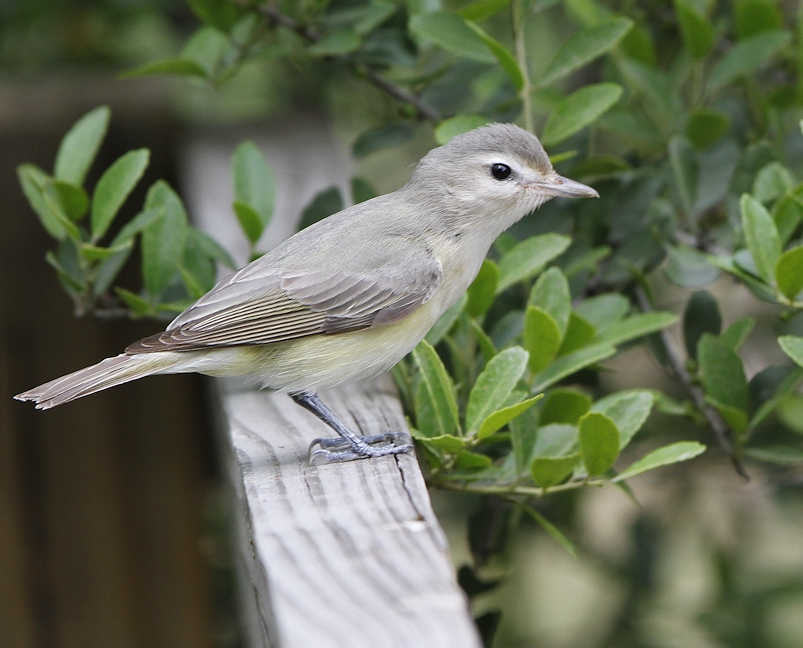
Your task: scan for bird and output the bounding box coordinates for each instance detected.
[15,123,598,463]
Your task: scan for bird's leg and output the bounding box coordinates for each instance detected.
[288,391,413,464]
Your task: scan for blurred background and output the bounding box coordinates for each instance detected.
[4,1,803,648]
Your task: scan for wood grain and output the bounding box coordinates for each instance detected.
[214,375,481,648]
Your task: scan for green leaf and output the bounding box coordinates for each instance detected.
[80,243,128,261]
[557,312,596,355]
[412,340,460,438]
[352,124,415,158]
[708,30,792,93]
[775,246,803,301]
[596,312,678,347]
[181,26,227,77]
[92,242,134,299]
[110,208,163,246]
[119,58,209,80]
[540,389,592,425]
[465,21,524,91]
[510,404,539,475]
[686,108,730,149]
[455,450,493,469]
[186,0,245,31]
[470,319,498,363]
[753,161,794,203]
[698,334,749,412]
[188,228,236,270]
[466,259,500,317]
[674,0,714,59]
[308,30,361,56]
[772,194,803,245]
[434,114,490,145]
[669,136,698,218]
[778,393,803,435]
[744,445,803,466]
[45,248,84,293]
[591,390,654,450]
[299,187,343,230]
[749,366,803,431]
[459,0,510,22]
[141,181,188,299]
[539,17,633,86]
[115,287,152,315]
[91,149,150,241]
[410,431,466,453]
[531,454,580,488]
[477,395,543,439]
[529,267,571,339]
[531,343,616,393]
[740,193,781,284]
[54,181,89,221]
[720,317,755,352]
[683,290,721,359]
[466,346,529,434]
[541,83,623,146]
[518,504,578,556]
[233,201,264,244]
[426,294,467,345]
[612,442,706,482]
[408,12,495,62]
[574,293,629,330]
[232,141,275,235]
[18,164,67,239]
[779,335,803,368]
[523,307,562,373]
[54,105,110,186]
[497,234,571,293]
[350,177,376,204]
[664,245,720,288]
[579,412,620,475]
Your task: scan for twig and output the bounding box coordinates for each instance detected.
[434,477,608,498]
[255,3,441,121]
[634,286,750,480]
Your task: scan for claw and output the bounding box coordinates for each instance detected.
[308,431,413,464]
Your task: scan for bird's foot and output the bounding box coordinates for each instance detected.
[308,431,413,464]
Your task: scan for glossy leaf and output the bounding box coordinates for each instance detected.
[141,181,188,299]
[477,395,542,440]
[683,290,721,359]
[91,149,150,241]
[54,105,110,186]
[542,83,623,146]
[539,17,632,86]
[408,12,495,62]
[579,411,620,476]
[466,259,500,317]
[540,389,592,425]
[523,306,561,373]
[779,335,803,368]
[775,246,803,301]
[466,346,529,434]
[674,0,714,59]
[740,193,781,284]
[531,454,580,488]
[596,312,677,347]
[412,341,460,438]
[497,233,571,293]
[612,442,706,482]
[591,390,654,449]
[465,21,524,90]
[531,343,616,393]
[529,267,571,339]
[664,245,720,288]
[708,30,792,92]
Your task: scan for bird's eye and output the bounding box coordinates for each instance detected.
[491,163,512,180]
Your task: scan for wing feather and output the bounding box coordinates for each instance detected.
[126,237,442,354]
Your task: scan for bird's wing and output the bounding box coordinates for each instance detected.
[126,241,442,353]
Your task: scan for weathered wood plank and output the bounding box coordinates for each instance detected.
[215,374,480,648]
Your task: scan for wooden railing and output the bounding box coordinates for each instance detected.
[184,120,480,647]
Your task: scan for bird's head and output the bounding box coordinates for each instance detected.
[407,123,598,234]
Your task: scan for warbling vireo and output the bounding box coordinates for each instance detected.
[16,123,598,462]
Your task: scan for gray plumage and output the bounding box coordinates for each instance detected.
[16,123,597,419]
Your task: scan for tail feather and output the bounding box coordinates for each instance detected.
[15,354,166,409]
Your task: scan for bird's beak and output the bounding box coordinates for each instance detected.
[537,176,599,199]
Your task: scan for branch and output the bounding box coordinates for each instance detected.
[634,287,750,480]
[255,3,441,121]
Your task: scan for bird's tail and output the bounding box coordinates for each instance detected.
[14,353,170,409]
